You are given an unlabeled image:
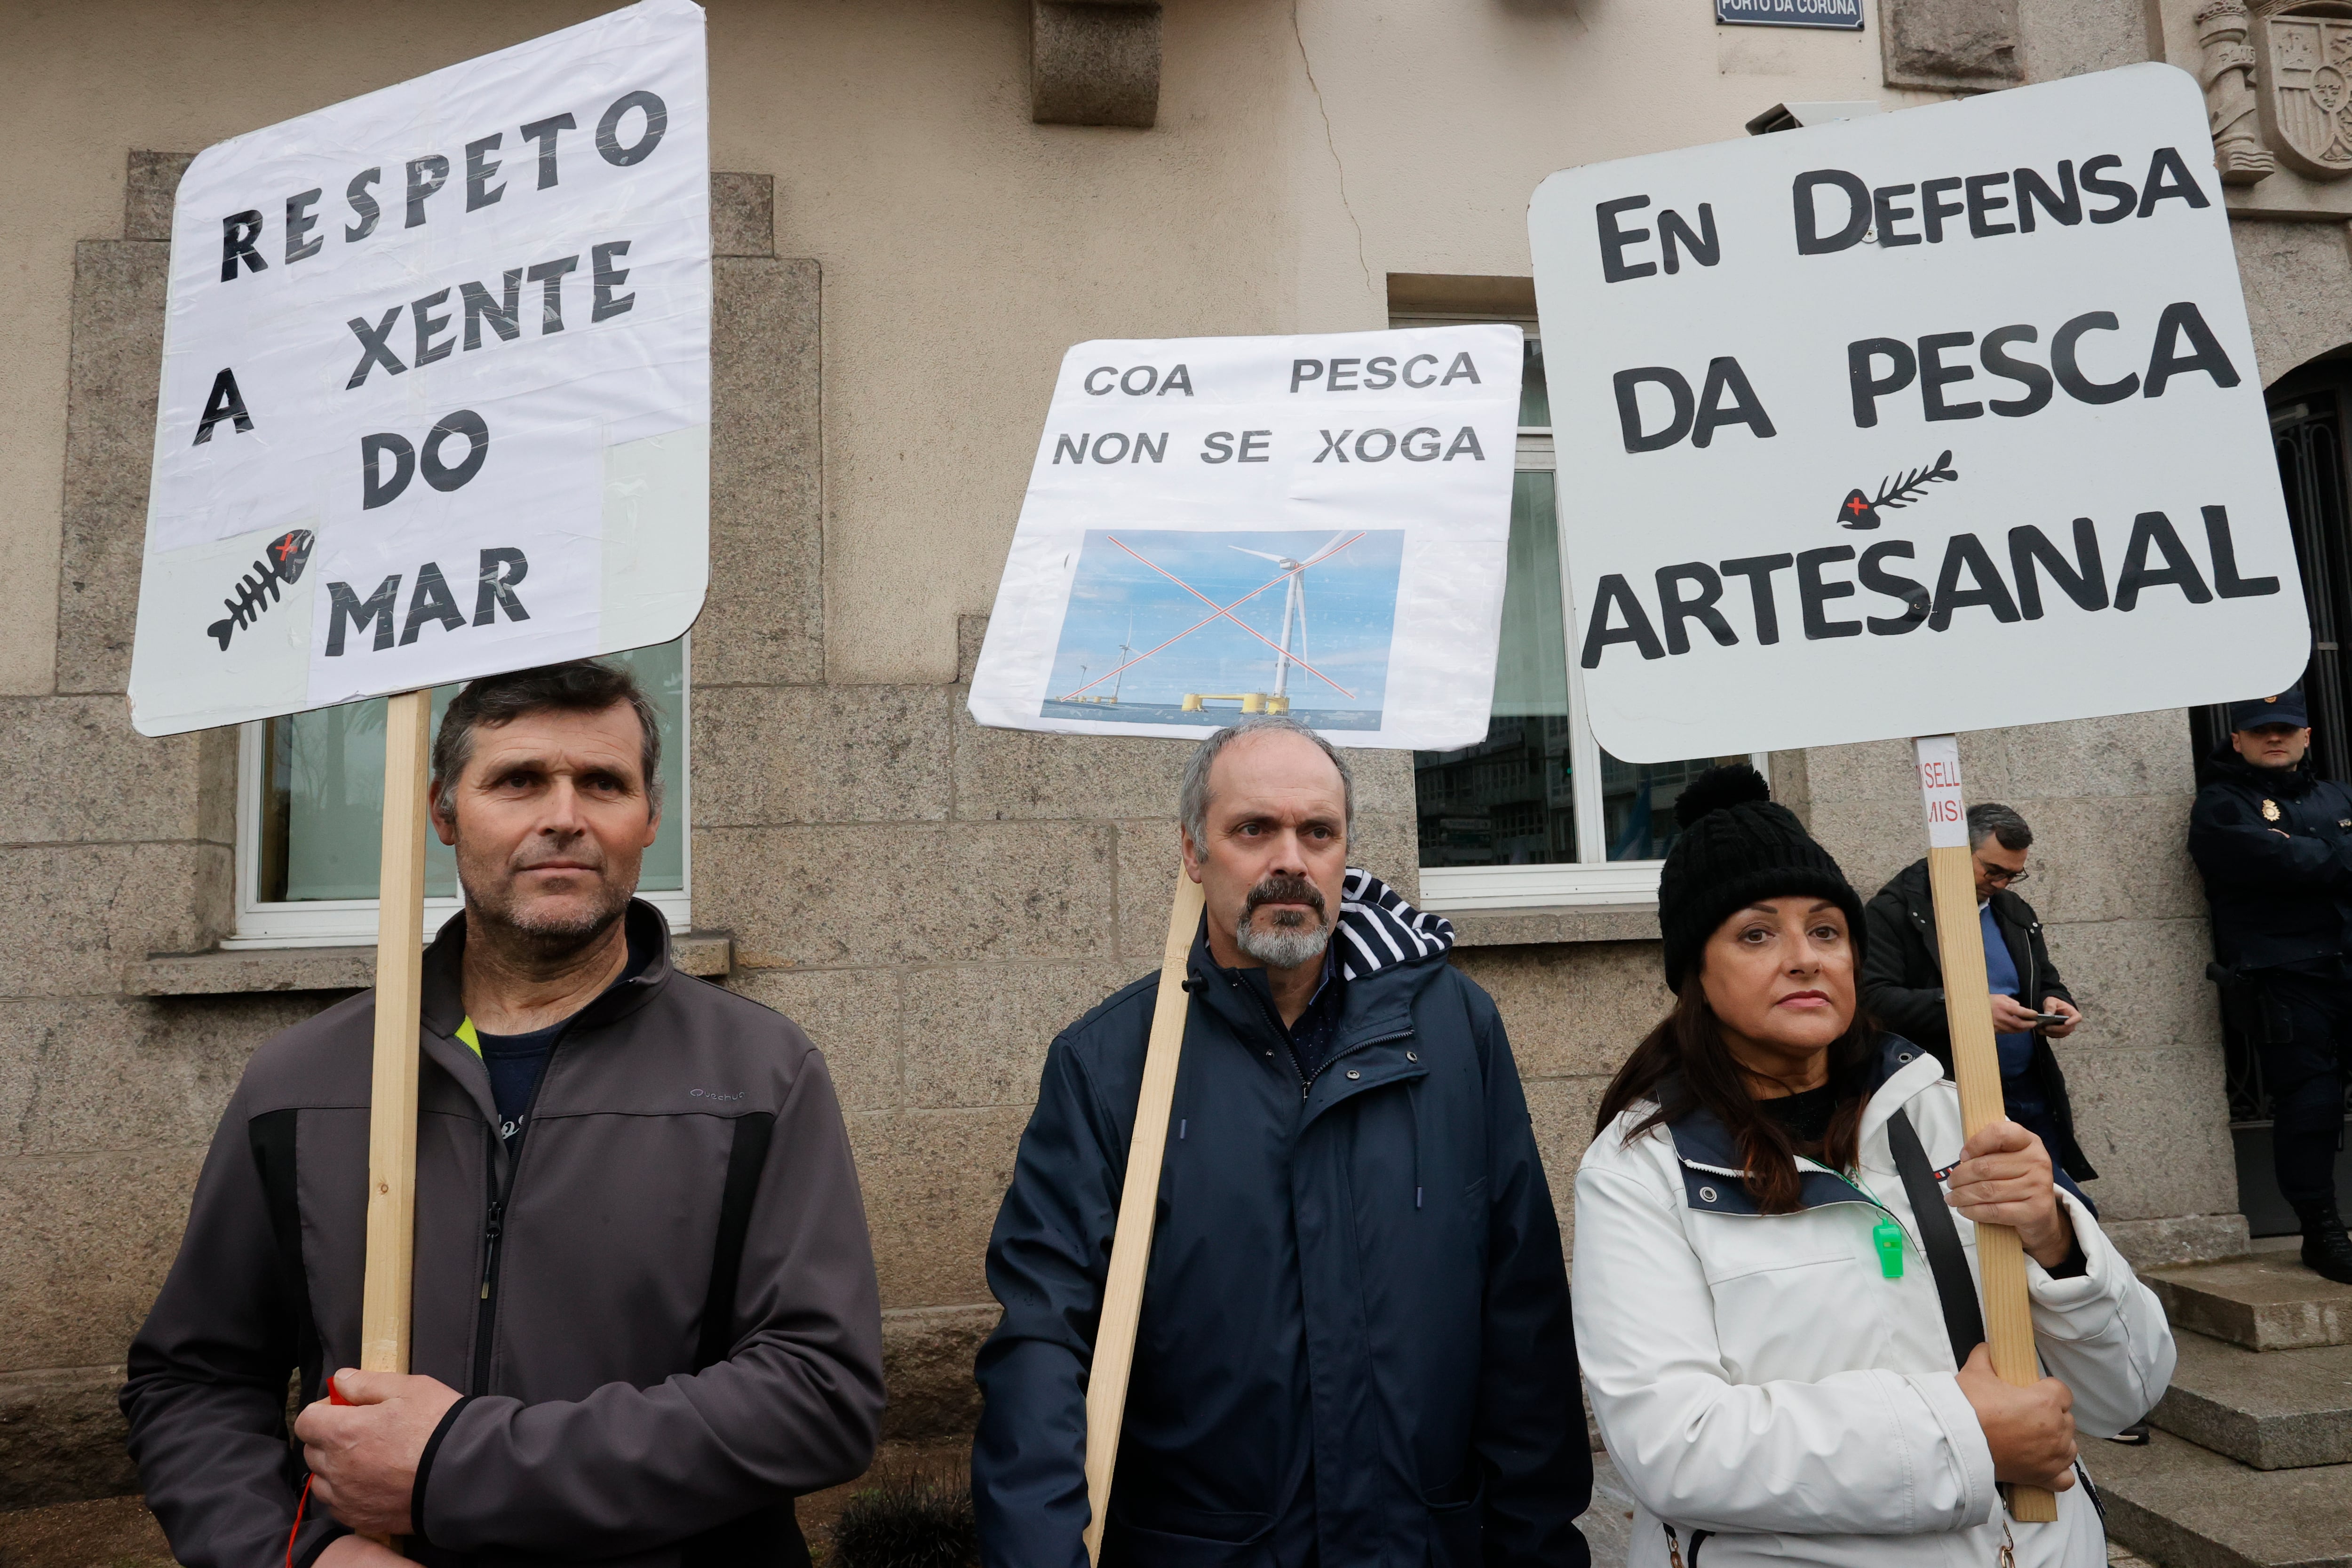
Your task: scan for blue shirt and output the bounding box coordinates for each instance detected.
[1980,902,2035,1079]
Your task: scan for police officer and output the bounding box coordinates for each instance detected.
[2190,685,2352,1284]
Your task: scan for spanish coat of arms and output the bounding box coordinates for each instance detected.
[2258,8,2352,178]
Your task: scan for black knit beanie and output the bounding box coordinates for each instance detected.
[1656,764,1865,993]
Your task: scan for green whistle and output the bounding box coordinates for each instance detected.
[1874,1218,1905,1279]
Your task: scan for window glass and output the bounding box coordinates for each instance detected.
[257,639,686,903]
[1599,751,1756,861]
[1414,471,1575,867]
[1517,334,1550,428]
[1406,325,1758,891]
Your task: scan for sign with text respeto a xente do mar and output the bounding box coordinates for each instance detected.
[127,0,710,738]
[1528,63,2306,764]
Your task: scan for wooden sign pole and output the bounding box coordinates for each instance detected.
[1912,735,2057,1524]
[1081,868,1207,1565]
[361,690,432,1383]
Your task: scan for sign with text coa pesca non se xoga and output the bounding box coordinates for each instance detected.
[968,326,1522,751]
[120,0,709,1429]
[1530,61,2301,1523]
[127,0,711,740]
[965,324,1520,1563]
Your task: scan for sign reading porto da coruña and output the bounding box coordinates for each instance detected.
[127,0,709,738]
[1527,63,2304,764]
[967,326,1522,752]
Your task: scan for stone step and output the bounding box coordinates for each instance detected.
[2145,1253,2352,1351]
[2152,1330,2352,1469]
[2094,1427,2352,1568]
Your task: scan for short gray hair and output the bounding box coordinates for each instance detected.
[1967,801,2032,852]
[1179,716,1355,849]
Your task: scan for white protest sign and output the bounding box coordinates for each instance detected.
[967,326,1522,751]
[1528,64,2305,764]
[128,0,709,738]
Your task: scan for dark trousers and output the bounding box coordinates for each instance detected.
[2254,972,2352,1211]
[2003,1088,2096,1217]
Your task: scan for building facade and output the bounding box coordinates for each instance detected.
[3,0,2348,1510]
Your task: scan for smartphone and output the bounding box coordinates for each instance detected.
[2031,1011,2070,1026]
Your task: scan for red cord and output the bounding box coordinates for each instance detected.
[287,1474,313,1568]
[288,1377,349,1568]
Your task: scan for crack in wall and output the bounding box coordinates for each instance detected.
[1292,0,1372,297]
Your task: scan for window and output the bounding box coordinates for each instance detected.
[229,638,691,947]
[1400,323,1759,910]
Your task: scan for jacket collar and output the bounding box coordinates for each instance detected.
[2204,742,2318,799]
[1894,855,2029,939]
[418,897,675,1038]
[1186,868,1451,1054]
[1664,1035,1943,1216]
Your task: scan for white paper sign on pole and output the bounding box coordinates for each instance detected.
[1528,63,2306,764]
[128,0,710,738]
[967,326,1522,752]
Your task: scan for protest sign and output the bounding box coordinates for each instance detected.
[968,325,1521,1560]
[128,0,710,739]
[1529,63,2303,766]
[122,0,710,1421]
[1531,63,2296,1521]
[968,325,1523,753]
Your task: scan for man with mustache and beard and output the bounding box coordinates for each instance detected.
[123,661,882,1568]
[974,716,1590,1568]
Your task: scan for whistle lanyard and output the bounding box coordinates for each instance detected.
[1843,1168,1911,1280]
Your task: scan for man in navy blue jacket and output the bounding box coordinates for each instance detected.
[973,716,1590,1568]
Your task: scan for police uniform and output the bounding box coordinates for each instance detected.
[2189,687,2352,1281]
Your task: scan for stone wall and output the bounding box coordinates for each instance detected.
[0,158,253,1510]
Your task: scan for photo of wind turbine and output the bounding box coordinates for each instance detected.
[1041,528,1406,730]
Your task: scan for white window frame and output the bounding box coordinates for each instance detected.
[227,645,693,947]
[1397,313,1765,912]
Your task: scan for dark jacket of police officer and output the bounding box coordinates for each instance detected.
[2189,685,2352,1283]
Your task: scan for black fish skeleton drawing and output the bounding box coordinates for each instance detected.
[1835,450,1959,530]
[207,530,316,651]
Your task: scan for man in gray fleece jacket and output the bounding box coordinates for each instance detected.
[121,661,884,1568]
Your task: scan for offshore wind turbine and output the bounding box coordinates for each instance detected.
[1229,534,1346,704]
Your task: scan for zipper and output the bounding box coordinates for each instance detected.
[1230,971,1412,1100]
[471,1127,511,1394]
[468,1019,579,1395]
[1787,1154,1928,1256]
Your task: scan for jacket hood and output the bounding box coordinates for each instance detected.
[1332,868,1455,979]
[2202,740,2319,797]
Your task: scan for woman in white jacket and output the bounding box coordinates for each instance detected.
[1574,765,2173,1568]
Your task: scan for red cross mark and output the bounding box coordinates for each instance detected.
[1845,495,1868,517]
[272,535,301,561]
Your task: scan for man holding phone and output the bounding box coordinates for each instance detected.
[1862,803,2097,1200]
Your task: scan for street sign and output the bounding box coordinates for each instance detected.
[967,326,1523,752]
[1529,64,2303,767]
[128,0,711,738]
[1716,0,1863,30]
